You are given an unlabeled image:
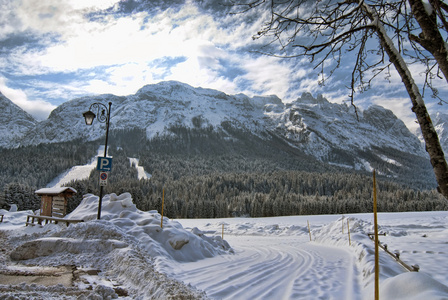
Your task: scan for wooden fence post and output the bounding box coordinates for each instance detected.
[307,220,312,241]
[347,219,351,246]
[373,170,379,300]
[160,189,165,229]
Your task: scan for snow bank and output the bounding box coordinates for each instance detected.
[4,192,232,298]
[197,220,310,237]
[379,272,448,300]
[0,209,34,230]
[313,216,448,300]
[65,193,232,261]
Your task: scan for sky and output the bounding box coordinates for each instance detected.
[0,0,447,133]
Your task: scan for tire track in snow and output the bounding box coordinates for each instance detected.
[171,235,358,300]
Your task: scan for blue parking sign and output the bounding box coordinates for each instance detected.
[97,157,113,171]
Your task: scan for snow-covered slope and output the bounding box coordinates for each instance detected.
[0,92,36,148]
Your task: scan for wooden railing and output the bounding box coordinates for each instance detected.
[367,233,419,272]
[26,215,84,227]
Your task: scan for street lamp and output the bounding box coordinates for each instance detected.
[83,102,112,220]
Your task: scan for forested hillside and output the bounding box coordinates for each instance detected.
[1,128,445,217]
[0,141,100,209]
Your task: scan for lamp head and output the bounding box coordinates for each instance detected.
[83,110,96,125]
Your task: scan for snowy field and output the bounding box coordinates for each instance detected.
[0,192,447,299]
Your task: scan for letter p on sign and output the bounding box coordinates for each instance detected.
[97,157,113,172]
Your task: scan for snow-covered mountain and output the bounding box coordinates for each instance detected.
[0,81,435,174]
[0,92,36,148]
[419,111,448,155]
[265,94,424,167]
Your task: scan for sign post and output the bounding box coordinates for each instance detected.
[96,156,113,219]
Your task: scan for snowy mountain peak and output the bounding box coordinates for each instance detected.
[251,95,283,109]
[0,93,36,148]
[294,92,329,105]
[136,81,229,102]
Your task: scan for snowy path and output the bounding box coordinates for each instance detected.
[170,235,360,300]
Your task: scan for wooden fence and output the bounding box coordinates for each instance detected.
[26,215,84,227]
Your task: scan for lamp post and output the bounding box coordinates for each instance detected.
[83,102,112,220]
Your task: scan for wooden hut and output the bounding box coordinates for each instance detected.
[35,187,77,218]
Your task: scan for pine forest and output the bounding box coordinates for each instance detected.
[1,128,446,217]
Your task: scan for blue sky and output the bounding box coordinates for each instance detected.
[0,0,447,133]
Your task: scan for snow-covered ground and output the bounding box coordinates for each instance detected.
[0,193,447,299]
[179,212,448,300]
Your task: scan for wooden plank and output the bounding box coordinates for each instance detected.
[41,198,52,217]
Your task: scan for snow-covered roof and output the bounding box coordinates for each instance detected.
[35,187,77,195]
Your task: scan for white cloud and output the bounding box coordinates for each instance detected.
[238,55,305,100]
[3,0,118,38]
[8,4,223,72]
[83,63,160,96]
[3,1,303,103]
[1,0,446,130]
[0,77,56,120]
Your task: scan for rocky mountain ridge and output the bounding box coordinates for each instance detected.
[0,81,440,178]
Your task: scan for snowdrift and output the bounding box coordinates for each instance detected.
[4,192,232,298]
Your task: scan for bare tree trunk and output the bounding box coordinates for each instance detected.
[408,0,448,84]
[362,2,448,199]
